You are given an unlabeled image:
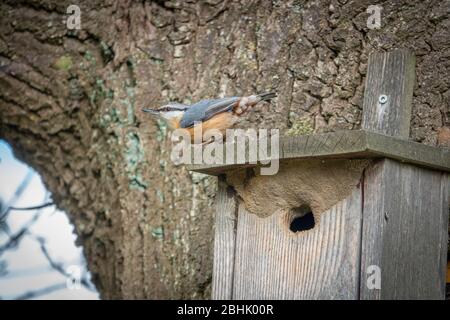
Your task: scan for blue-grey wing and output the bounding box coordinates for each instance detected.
[180,97,239,128]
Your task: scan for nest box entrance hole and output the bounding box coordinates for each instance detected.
[288,205,315,233]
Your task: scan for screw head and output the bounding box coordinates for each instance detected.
[379,94,388,104]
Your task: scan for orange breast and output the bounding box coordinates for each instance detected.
[186,112,236,142]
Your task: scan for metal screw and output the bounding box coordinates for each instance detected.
[379,94,388,104]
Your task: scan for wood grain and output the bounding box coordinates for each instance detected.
[211,177,238,299]
[360,159,450,299]
[231,187,362,299]
[188,130,450,175]
[362,49,416,138]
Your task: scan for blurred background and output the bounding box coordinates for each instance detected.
[0,140,98,299]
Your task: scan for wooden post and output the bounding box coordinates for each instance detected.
[361,159,449,299]
[189,49,450,299]
[212,177,237,299]
[360,50,448,299]
[362,49,416,138]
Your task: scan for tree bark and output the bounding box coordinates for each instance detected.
[0,0,449,299]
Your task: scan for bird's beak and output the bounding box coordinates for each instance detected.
[142,108,160,116]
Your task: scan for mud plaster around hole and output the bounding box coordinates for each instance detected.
[226,159,372,225]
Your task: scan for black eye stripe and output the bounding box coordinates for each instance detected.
[169,107,185,111]
[159,104,187,111]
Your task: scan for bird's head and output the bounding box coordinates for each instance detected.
[142,103,187,129]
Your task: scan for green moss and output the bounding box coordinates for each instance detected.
[285,118,314,136]
[110,108,121,123]
[156,119,167,142]
[91,77,115,106]
[124,132,144,167]
[124,132,147,191]
[99,108,120,128]
[54,55,73,70]
[151,226,164,239]
[129,174,148,191]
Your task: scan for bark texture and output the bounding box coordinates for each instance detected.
[0,0,449,299]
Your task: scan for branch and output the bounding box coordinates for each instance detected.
[13,283,67,300]
[8,202,54,211]
[0,170,35,223]
[0,212,40,255]
[0,228,28,253]
[32,235,96,292]
[0,260,7,276]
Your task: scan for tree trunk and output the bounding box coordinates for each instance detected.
[0,0,449,299]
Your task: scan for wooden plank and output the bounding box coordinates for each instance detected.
[281,130,367,159]
[211,176,238,299]
[232,186,362,299]
[360,159,450,299]
[362,50,416,138]
[188,130,450,175]
[365,132,450,172]
[187,130,367,174]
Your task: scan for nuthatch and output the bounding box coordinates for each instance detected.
[142,92,276,142]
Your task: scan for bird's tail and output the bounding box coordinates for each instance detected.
[257,92,277,101]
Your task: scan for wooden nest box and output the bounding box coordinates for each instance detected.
[189,50,450,299]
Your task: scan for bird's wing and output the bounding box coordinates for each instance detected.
[180,97,239,128]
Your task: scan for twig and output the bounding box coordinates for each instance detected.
[0,212,40,255]
[8,202,54,211]
[0,170,34,224]
[13,283,67,300]
[32,235,96,292]
[0,260,7,276]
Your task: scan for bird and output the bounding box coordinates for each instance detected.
[142,92,276,143]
